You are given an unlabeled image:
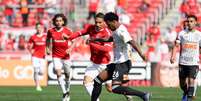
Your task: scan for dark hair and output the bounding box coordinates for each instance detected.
[104,12,119,22]
[52,13,67,26]
[35,22,42,27]
[187,15,197,21]
[95,12,105,19]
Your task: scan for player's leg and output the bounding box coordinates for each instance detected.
[83,64,101,101]
[186,66,199,101]
[32,57,42,91]
[111,60,150,101]
[91,63,114,101]
[63,60,72,101]
[105,81,133,101]
[192,77,198,99]
[179,65,188,101]
[53,58,68,101]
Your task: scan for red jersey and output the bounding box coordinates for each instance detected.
[70,25,112,64]
[47,27,73,59]
[28,34,46,58]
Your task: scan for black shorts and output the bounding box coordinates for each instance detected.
[105,60,131,83]
[179,64,199,79]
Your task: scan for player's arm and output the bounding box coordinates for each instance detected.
[46,31,52,55]
[90,42,112,52]
[170,38,181,64]
[63,27,89,40]
[90,36,113,42]
[27,37,34,54]
[128,40,147,61]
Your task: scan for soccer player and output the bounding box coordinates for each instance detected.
[28,22,46,91]
[90,12,150,101]
[65,12,133,101]
[170,15,201,101]
[46,13,74,101]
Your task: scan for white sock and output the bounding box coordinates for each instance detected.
[193,80,197,96]
[58,76,67,94]
[65,81,70,92]
[34,72,40,87]
[85,83,99,101]
[85,84,93,96]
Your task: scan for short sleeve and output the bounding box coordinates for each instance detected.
[119,26,132,43]
[176,32,182,44]
[28,36,33,44]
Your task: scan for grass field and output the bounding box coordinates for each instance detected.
[0,85,200,101]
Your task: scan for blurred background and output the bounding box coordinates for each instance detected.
[0,0,201,88]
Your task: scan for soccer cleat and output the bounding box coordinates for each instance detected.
[62,92,70,101]
[143,92,151,101]
[181,94,187,101]
[36,86,42,91]
[124,95,133,101]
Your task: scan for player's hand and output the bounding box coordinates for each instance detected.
[86,39,91,44]
[31,50,35,54]
[46,48,51,55]
[170,57,175,64]
[62,34,69,40]
[142,54,148,62]
[66,48,72,54]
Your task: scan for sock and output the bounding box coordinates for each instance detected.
[58,76,67,94]
[112,85,145,99]
[187,86,194,97]
[91,77,103,101]
[85,83,100,101]
[181,84,188,95]
[65,81,70,92]
[187,86,194,101]
[85,83,93,96]
[193,82,197,96]
[34,72,40,87]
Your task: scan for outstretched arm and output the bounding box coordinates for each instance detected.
[90,36,113,42]
[89,42,112,52]
[128,40,147,61]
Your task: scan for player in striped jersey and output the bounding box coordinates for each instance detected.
[171,15,201,101]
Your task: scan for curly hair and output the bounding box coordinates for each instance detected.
[52,13,68,26]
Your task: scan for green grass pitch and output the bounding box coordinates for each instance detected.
[0,86,200,101]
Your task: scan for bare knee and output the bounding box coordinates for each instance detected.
[83,76,94,86]
[56,69,62,77]
[105,83,112,92]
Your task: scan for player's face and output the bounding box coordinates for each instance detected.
[55,17,64,28]
[95,17,105,31]
[105,20,116,31]
[187,17,197,30]
[36,24,43,34]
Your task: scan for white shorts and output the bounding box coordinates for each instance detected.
[52,58,72,74]
[32,57,45,73]
[85,63,111,84]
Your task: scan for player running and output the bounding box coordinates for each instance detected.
[28,22,46,91]
[64,12,133,101]
[90,12,150,101]
[171,15,200,101]
[46,13,74,101]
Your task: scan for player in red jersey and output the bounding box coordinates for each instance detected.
[28,23,46,91]
[46,14,74,101]
[64,12,133,101]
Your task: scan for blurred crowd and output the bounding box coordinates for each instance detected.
[1,0,201,62]
[0,0,59,28]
